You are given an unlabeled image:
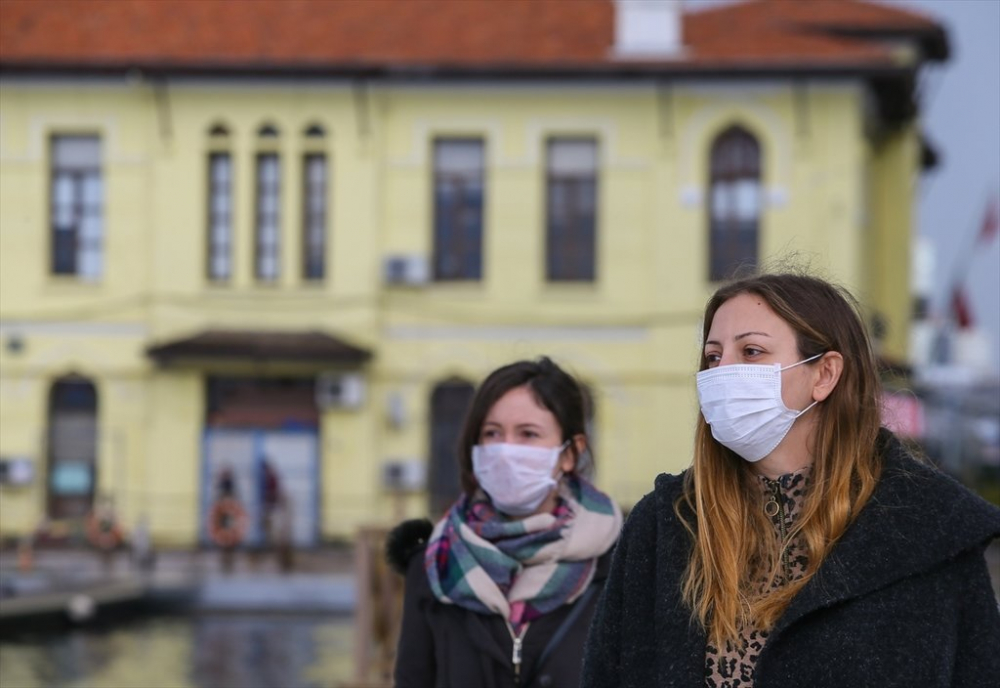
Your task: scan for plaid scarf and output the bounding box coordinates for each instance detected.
[424,475,622,634]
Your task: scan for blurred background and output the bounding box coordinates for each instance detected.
[0,1,997,686]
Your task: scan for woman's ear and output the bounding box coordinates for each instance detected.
[812,352,844,402]
[561,434,587,473]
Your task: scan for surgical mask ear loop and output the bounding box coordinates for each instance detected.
[782,352,825,416]
[778,351,826,373]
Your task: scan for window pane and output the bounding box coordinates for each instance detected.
[52,229,77,274]
[208,153,232,282]
[82,175,102,207]
[435,140,483,175]
[212,193,230,215]
[546,139,597,281]
[708,127,761,282]
[255,154,280,281]
[212,156,230,183]
[79,216,102,247]
[734,180,759,221]
[212,255,229,278]
[51,136,103,279]
[53,136,100,170]
[548,140,597,175]
[433,139,484,281]
[78,246,102,280]
[711,183,730,218]
[54,175,75,206]
[302,154,327,281]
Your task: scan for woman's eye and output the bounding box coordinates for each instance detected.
[704,352,721,365]
[743,346,763,358]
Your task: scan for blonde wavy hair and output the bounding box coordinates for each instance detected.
[678,273,884,648]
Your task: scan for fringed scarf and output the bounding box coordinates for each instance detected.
[424,475,622,634]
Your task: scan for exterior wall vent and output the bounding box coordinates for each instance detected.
[381,459,427,492]
[316,372,366,410]
[383,254,429,286]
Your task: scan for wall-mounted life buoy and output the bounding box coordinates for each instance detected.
[85,511,124,551]
[208,497,247,548]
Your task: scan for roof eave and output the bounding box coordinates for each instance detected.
[0,59,914,81]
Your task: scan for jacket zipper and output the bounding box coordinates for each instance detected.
[506,622,530,687]
[765,479,791,581]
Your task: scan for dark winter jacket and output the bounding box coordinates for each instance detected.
[390,519,613,688]
[582,432,1000,687]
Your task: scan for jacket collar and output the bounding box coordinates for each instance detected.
[769,430,1000,641]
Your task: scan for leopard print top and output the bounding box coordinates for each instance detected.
[703,466,812,688]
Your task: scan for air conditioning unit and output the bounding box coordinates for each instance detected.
[383,254,429,286]
[0,457,34,486]
[380,459,427,493]
[316,372,366,410]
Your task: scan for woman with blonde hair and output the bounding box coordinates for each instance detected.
[583,273,1000,687]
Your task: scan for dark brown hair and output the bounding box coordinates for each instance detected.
[457,357,590,494]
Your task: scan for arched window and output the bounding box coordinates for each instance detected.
[708,126,761,282]
[47,376,98,519]
[303,123,326,139]
[255,124,281,282]
[257,124,280,138]
[427,379,475,518]
[206,123,233,283]
[302,124,328,282]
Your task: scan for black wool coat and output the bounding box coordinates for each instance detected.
[582,432,1000,688]
[390,519,612,688]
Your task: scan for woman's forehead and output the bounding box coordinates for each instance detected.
[485,386,557,424]
[708,294,793,341]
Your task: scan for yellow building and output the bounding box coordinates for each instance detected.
[0,0,947,546]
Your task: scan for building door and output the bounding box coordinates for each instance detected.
[201,377,319,547]
[46,377,98,519]
[202,429,318,547]
[428,379,474,518]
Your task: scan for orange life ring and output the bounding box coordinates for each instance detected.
[208,497,247,548]
[86,512,123,551]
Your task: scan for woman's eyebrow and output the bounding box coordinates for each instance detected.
[734,331,770,341]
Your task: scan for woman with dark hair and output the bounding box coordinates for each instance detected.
[583,273,1000,687]
[390,357,622,688]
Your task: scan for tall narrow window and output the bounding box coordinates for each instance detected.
[47,377,98,519]
[433,139,484,281]
[207,152,233,281]
[302,153,327,281]
[708,126,761,282]
[50,136,103,279]
[546,138,597,282]
[255,153,281,282]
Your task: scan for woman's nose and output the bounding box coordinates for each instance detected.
[717,351,739,366]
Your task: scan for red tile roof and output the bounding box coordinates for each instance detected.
[0,0,947,74]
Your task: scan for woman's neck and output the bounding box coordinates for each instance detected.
[754,416,817,479]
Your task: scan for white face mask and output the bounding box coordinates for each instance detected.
[696,353,824,463]
[471,441,569,516]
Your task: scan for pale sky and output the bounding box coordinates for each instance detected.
[903,0,1000,366]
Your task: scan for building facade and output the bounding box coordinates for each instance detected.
[0,0,946,545]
